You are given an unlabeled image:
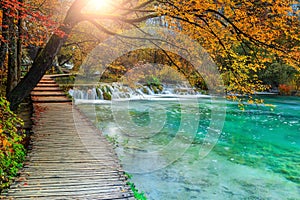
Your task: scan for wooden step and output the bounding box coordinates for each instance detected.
[40,78,54,81]
[37,83,59,87]
[39,80,56,83]
[33,87,63,91]
[32,96,72,103]
[32,100,72,103]
[31,92,66,96]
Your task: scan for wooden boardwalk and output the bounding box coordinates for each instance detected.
[2,75,134,199]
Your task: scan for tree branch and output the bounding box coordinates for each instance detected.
[204,9,288,53]
[80,13,157,24]
[120,0,156,16]
[63,39,100,47]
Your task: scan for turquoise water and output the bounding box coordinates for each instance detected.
[81,96,300,199]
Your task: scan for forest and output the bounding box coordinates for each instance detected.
[0,0,299,195]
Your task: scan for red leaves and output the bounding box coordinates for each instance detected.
[278,84,293,95]
[1,0,24,10]
[1,0,66,46]
[31,104,48,125]
[54,28,68,38]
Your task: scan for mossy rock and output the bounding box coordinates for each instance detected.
[151,86,159,94]
[157,85,163,91]
[106,85,113,93]
[100,85,106,93]
[103,92,111,100]
[142,87,149,94]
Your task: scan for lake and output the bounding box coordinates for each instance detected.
[77,96,300,199]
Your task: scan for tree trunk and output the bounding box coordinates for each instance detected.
[7,0,89,110]
[0,40,7,90]
[0,7,8,78]
[0,4,6,91]
[0,37,7,72]
[6,16,19,94]
[7,29,71,110]
[0,42,7,71]
[17,0,24,80]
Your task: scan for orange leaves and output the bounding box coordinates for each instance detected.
[1,139,11,149]
[278,84,294,95]
[0,97,26,190]
[159,0,299,96]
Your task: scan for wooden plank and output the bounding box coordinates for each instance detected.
[31,92,66,96]
[39,80,57,83]
[33,87,63,91]
[2,195,135,200]
[3,76,134,199]
[31,97,72,103]
[6,190,133,198]
[36,84,59,87]
[11,179,126,187]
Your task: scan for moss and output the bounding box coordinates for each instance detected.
[151,86,159,94]
[142,87,149,94]
[157,85,163,92]
[103,92,111,100]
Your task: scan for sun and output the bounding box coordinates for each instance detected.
[85,0,113,13]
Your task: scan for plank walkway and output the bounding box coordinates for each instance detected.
[2,75,134,199]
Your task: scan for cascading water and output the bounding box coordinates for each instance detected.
[69,82,204,101]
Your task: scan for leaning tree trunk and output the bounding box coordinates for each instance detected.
[7,0,89,110]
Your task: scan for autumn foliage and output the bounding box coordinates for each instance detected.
[0,97,25,191]
[279,84,293,95]
[159,0,300,95]
[1,0,300,109]
[0,0,68,46]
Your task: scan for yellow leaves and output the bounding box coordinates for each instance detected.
[2,139,11,148]
[247,99,254,104]
[221,49,269,96]
[122,0,300,97]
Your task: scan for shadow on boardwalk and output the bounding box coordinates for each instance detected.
[1,76,134,199]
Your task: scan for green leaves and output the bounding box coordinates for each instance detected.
[125,173,147,200]
[0,97,26,192]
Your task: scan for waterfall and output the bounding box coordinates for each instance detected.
[70,82,204,101]
[96,88,103,100]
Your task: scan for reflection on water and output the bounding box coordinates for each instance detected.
[78,96,300,199]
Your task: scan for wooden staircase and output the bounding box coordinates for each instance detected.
[31,76,72,103]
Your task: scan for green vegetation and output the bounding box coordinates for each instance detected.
[105,135,119,147]
[145,75,161,87]
[54,76,76,92]
[0,97,26,192]
[259,63,300,95]
[102,91,112,100]
[104,136,146,199]
[125,173,147,200]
